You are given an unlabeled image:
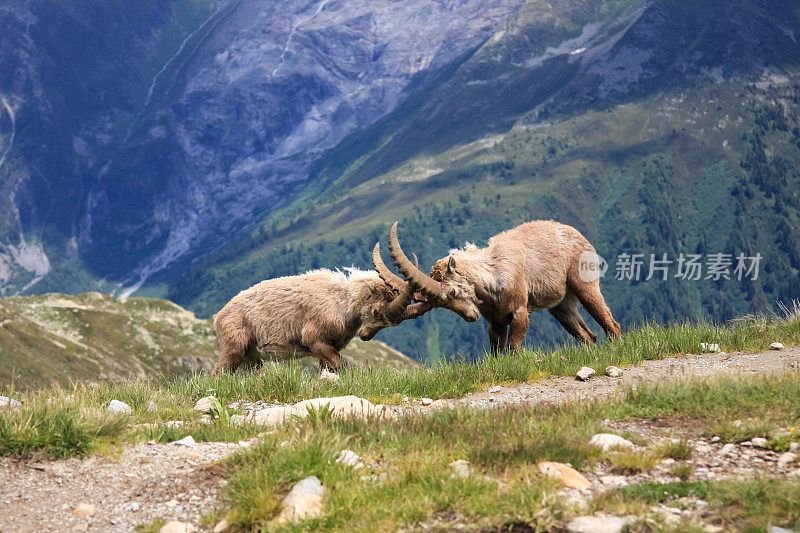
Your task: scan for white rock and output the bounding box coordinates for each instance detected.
[253,396,394,426]
[769,527,793,533]
[125,502,140,512]
[107,400,132,414]
[777,452,797,467]
[72,504,97,517]
[605,366,623,378]
[421,398,434,406]
[486,385,502,393]
[272,476,326,524]
[449,459,472,479]
[769,342,785,350]
[335,449,364,469]
[711,436,721,443]
[789,442,799,453]
[0,396,21,408]
[750,437,769,448]
[172,436,196,447]
[194,396,218,413]
[213,518,230,533]
[700,343,720,352]
[566,515,627,533]
[718,443,736,456]
[147,401,158,413]
[589,433,635,452]
[71,524,89,533]
[576,367,596,381]
[319,369,340,382]
[159,521,194,533]
[165,420,184,429]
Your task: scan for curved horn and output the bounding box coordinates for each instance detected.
[388,222,441,298]
[384,284,414,322]
[372,242,407,293]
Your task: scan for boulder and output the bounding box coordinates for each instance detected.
[700,343,720,352]
[107,399,132,414]
[72,504,97,518]
[750,437,769,448]
[566,515,627,533]
[449,460,473,479]
[421,398,434,406]
[718,443,736,456]
[159,522,194,533]
[335,449,365,469]
[576,367,596,381]
[319,369,340,382]
[272,476,326,524]
[605,366,623,378]
[537,461,591,489]
[589,433,636,452]
[194,396,219,413]
[777,452,797,467]
[769,342,785,350]
[0,396,21,408]
[253,396,394,426]
[172,436,196,447]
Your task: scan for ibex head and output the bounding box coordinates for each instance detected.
[387,222,481,323]
[357,243,432,340]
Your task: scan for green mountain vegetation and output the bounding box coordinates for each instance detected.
[166,0,800,362]
[0,293,418,390]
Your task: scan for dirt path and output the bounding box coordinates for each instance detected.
[446,346,800,409]
[1,347,798,532]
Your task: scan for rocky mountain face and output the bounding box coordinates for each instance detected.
[0,0,525,295]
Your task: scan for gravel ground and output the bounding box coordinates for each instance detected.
[0,441,243,532]
[1,346,798,532]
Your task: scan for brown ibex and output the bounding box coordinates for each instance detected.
[212,253,429,374]
[388,221,621,352]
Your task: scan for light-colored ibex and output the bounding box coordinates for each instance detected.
[212,250,429,374]
[388,221,621,352]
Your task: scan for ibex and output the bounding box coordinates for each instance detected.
[388,221,621,352]
[212,252,429,374]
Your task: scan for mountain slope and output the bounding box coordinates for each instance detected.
[167,0,800,361]
[0,293,418,390]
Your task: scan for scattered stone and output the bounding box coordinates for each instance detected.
[576,367,596,381]
[360,472,388,483]
[166,499,179,508]
[449,460,473,479]
[72,504,97,518]
[605,366,623,378]
[200,415,212,424]
[566,514,627,533]
[402,396,409,403]
[718,443,736,456]
[777,452,797,467]
[172,436,196,447]
[789,442,799,453]
[537,461,591,489]
[253,396,394,426]
[124,502,140,512]
[194,396,219,413]
[421,398,434,406]
[165,420,185,429]
[213,518,230,533]
[147,401,158,413]
[710,436,721,443]
[750,437,769,448]
[335,449,365,469]
[769,527,793,533]
[589,433,636,452]
[159,521,194,533]
[107,399,132,414]
[486,385,502,393]
[319,369,340,382]
[428,399,455,409]
[71,524,89,533]
[700,343,720,353]
[272,476,326,524]
[0,396,21,408]
[769,342,785,350]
